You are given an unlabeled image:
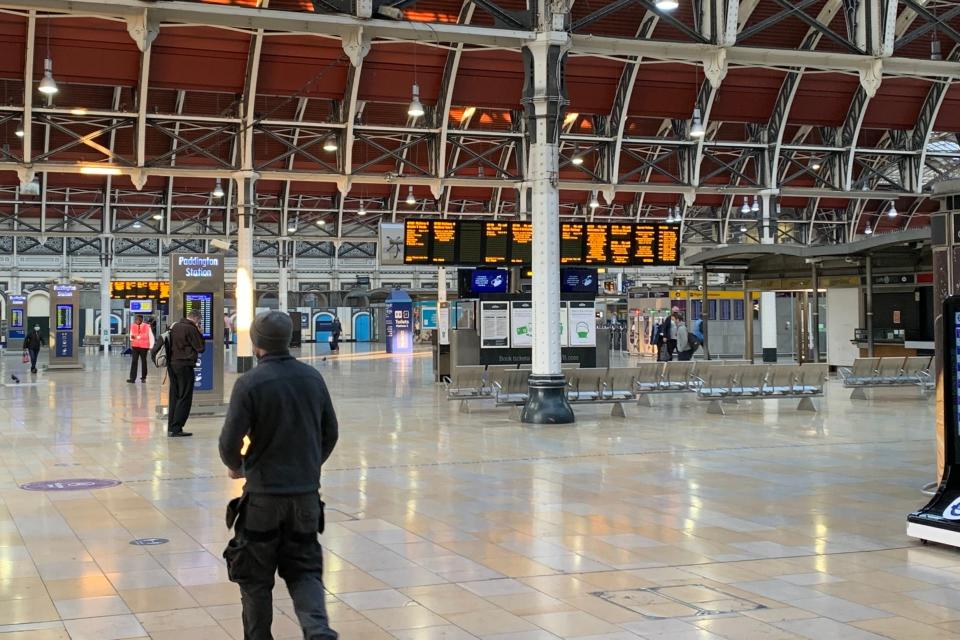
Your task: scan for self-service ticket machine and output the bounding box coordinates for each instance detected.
[7,294,26,351]
[909,295,960,546]
[169,254,225,409]
[48,284,83,370]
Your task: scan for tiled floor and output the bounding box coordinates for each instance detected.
[0,344,951,639]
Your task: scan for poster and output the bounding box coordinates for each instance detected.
[380,223,405,265]
[438,302,450,346]
[480,301,510,348]
[560,301,568,347]
[567,301,597,347]
[511,301,533,348]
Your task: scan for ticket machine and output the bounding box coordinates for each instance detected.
[908,295,960,547]
[48,284,82,370]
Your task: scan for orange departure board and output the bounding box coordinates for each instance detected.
[431,220,457,264]
[609,224,633,265]
[632,224,656,265]
[657,225,680,264]
[484,222,509,264]
[560,223,584,264]
[401,219,680,266]
[510,222,533,265]
[403,219,431,263]
[584,224,610,265]
[111,280,170,302]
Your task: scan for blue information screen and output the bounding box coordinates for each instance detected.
[184,293,213,339]
[561,268,598,294]
[194,349,214,391]
[56,305,73,330]
[471,269,509,294]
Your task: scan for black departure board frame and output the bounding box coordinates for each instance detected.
[402,219,680,267]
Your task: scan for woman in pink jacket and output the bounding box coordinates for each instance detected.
[128,315,154,383]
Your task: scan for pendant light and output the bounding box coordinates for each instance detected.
[316,218,326,226]
[887,201,898,218]
[571,145,584,166]
[408,83,425,118]
[38,58,58,95]
[690,107,705,138]
[212,178,224,199]
[673,207,682,224]
[323,134,337,152]
[740,197,750,215]
[287,219,297,234]
[864,223,873,236]
[739,224,747,233]
[751,195,760,213]
[405,186,415,206]
[931,32,943,61]
[589,193,599,209]
[810,158,821,171]
[15,118,24,137]
[152,213,163,221]
[358,201,367,216]
[655,0,679,9]
[132,219,142,230]
[665,207,674,224]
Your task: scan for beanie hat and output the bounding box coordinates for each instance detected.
[252,311,292,353]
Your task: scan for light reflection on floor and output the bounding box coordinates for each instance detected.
[0,344,951,639]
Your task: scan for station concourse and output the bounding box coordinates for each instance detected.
[0,1,959,639]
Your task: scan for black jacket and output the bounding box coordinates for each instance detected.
[24,330,43,351]
[219,353,339,495]
[169,318,204,367]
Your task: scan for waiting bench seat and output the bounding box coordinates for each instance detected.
[839,356,932,399]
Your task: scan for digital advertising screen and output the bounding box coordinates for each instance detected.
[471,269,509,294]
[129,300,154,313]
[561,268,598,294]
[56,304,73,330]
[11,309,23,329]
[183,292,214,339]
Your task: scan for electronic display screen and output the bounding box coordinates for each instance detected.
[561,268,598,294]
[584,224,610,265]
[560,223,585,265]
[471,269,509,294]
[184,292,213,340]
[402,220,680,266]
[56,304,73,330]
[111,280,170,302]
[458,221,483,265]
[403,220,431,264]
[11,309,23,328]
[510,222,533,265]
[431,220,457,264]
[483,222,510,264]
[129,300,154,313]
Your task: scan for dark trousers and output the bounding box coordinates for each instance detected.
[225,493,337,640]
[677,349,693,361]
[330,334,340,352]
[666,339,677,361]
[28,348,39,371]
[225,328,232,348]
[167,364,195,433]
[129,347,148,381]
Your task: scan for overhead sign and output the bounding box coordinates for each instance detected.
[403,219,681,266]
[112,280,171,302]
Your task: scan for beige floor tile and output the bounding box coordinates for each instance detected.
[43,576,116,600]
[53,595,131,619]
[148,626,234,640]
[118,585,199,613]
[0,596,60,625]
[483,591,575,616]
[445,609,538,636]
[62,614,146,640]
[522,610,621,637]
[362,604,449,630]
[135,607,219,632]
[854,615,960,639]
[327,619,395,639]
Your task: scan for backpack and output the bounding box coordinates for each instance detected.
[677,323,689,350]
[151,330,171,368]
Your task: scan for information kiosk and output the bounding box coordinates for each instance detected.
[169,254,225,408]
[908,295,960,547]
[48,284,82,370]
[7,294,26,351]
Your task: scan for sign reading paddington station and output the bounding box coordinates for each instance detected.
[177,256,221,278]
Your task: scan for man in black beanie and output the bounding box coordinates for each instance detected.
[219,311,339,640]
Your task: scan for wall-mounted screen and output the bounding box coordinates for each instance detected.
[471,269,509,294]
[184,292,213,339]
[404,219,680,266]
[561,268,598,294]
[129,300,154,313]
[56,305,73,330]
[112,280,170,302]
[11,309,23,328]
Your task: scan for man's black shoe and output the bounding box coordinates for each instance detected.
[168,431,193,437]
[127,379,136,384]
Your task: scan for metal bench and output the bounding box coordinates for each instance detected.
[444,365,488,412]
[839,356,931,399]
[696,363,827,415]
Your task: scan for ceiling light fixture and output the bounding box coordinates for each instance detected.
[811,159,821,171]
[751,195,760,213]
[70,108,87,116]
[665,208,674,224]
[673,207,682,224]
[323,134,337,152]
[152,213,163,221]
[213,178,224,199]
[408,83,425,118]
[79,165,121,175]
[15,118,24,138]
[38,58,58,95]
[887,201,898,218]
[461,106,476,121]
[740,197,750,215]
[740,224,747,233]
[931,32,943,61]
[287,222,297,233]
[572,154,584,166]
[316,218,326,226]
[406,186,415,205]
[358,201,367,216]
[563,112,579,127]
[132,220,141,229]
[589,193,600,209]
[864,223,873,236]
[690,106,705,138]
[655,0,679,10]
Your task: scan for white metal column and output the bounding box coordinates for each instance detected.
[235,175,255,372]
[99,262,111,355]
[520,24,574,424]
[760,192,778,363]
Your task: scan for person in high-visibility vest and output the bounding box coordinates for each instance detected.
[127,315,154,383]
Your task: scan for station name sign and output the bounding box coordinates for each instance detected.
[178,256,221,278]
[53,284,77,297]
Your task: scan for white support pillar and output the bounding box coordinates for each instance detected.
[760,191,777,363]
[99,247,112,356]
[520,25,574,424]
[278,246,289,314]
[437,266,447,304]
[235,175,255,372]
